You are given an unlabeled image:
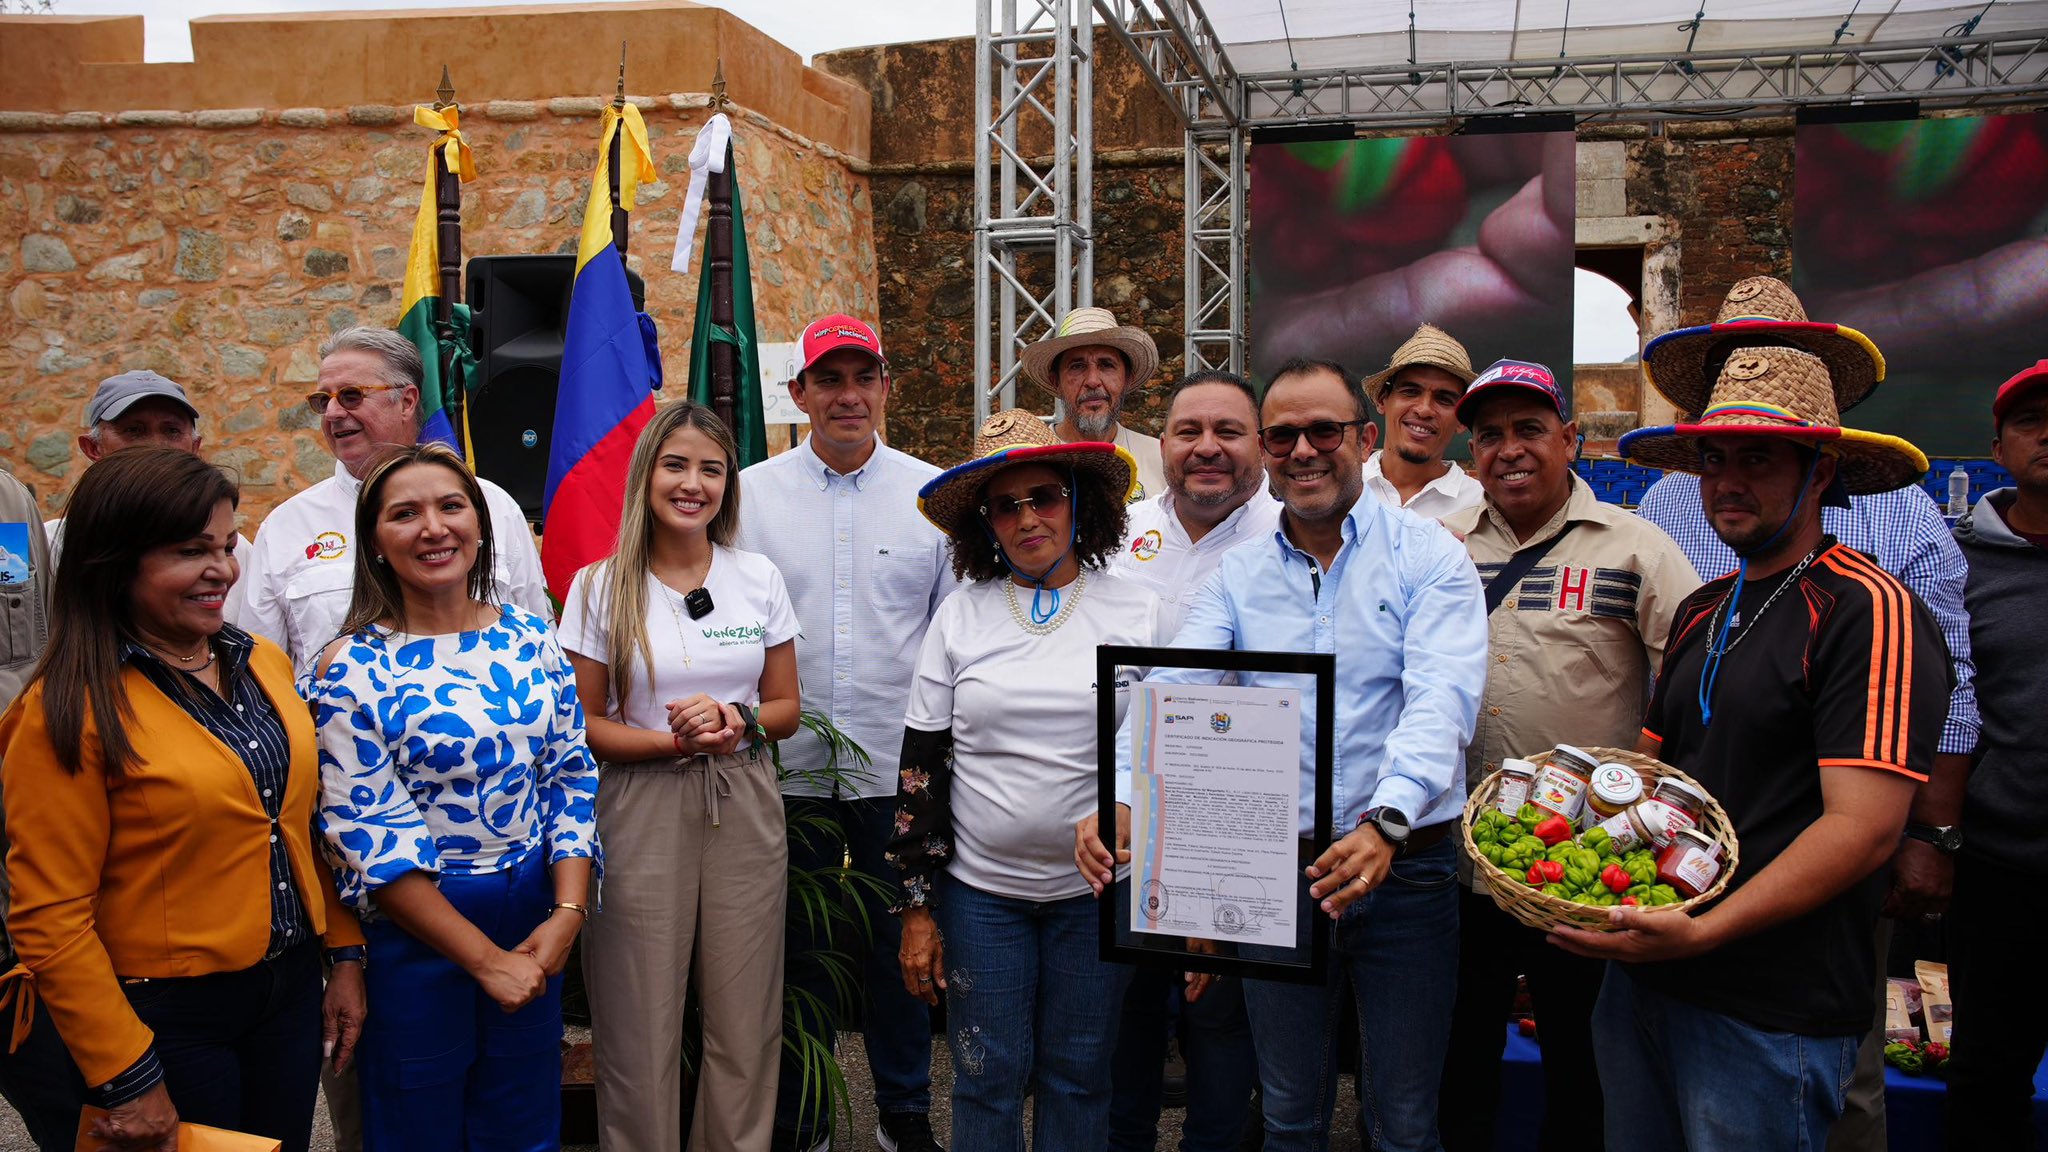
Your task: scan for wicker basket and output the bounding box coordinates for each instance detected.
[1460,746,1742,932]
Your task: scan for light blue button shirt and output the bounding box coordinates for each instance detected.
[1117,496,1489,836]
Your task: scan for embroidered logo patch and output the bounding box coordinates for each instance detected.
[305,531,347,561]
[1129,529,1163,561]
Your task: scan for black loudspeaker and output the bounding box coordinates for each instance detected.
[466,253,646,524]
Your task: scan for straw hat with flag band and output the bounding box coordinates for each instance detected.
[1363,323,1476,411]
[1619,345,1928,495]
[1643,275,1885,419]
[1017,307,1160,394]
[917,409,1139,539]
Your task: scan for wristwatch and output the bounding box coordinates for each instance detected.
[1903,822,1963,855]
[1360,806,1412,853]
[324,945,367,966]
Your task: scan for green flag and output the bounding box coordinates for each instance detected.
[685,140,767,468]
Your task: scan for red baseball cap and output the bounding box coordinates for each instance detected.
[1993,359,2048,425]
[799,314,885,375]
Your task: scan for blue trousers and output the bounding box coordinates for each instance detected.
[1594,963,1859,1151]
[1240,838,1461,1152]
[933,873,1132,1152]
[1108,962,1259,1152]
[0,977,86,1151]
[359,851,563,1152]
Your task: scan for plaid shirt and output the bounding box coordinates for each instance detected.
[1635,472,1979,755]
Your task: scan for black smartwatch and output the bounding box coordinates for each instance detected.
[1903,822,1963,855]
[1360,806,1412,852]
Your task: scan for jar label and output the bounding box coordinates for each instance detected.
[1531,766,1587,819]
[1494,777,1531,817]
[1672,846,1721,892]
[1595,809,1644,853]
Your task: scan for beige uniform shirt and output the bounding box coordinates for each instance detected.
[1443,475,1700,886]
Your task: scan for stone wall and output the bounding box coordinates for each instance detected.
[1,4,874,524]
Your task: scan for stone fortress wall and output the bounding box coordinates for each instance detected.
[1,1,877,524]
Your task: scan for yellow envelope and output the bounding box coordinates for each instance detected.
[76,1107,284,1152]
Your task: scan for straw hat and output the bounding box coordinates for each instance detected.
[1619,346,1927,495]
[1017,307,1160,393]
[1363,324,1476,410]
[1644,276,1885,418]
[917,409,1139,537]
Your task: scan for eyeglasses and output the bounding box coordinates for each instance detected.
[980,484,1071,525]
[306,384,406,415]
[1258,419,1367,457]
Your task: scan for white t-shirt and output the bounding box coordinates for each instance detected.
[558,546,799,732]
[906,570,1173,902]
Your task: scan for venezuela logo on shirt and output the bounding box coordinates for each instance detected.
[701,622,768,647]
[1129,529,1163,562]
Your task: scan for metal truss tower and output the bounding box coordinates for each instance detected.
[973,0,1095,424]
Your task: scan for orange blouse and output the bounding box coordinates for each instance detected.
[0,638,362,1088]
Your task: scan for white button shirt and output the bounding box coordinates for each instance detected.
[1109,490,1281,634]
[1363,450,1485,520]
[736,436,958,798]
[236,462,550,675]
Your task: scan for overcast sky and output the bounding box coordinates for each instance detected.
[51,0,978,64]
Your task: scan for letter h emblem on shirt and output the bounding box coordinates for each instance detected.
[1557,566,1590,613]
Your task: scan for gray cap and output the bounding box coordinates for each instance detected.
[85,370,200,429]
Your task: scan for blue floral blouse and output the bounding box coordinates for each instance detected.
[305,605,600,909]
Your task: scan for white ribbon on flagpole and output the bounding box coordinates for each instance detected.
[671,112,733,274]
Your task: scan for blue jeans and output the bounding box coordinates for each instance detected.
[1108,962,1259,1152]
[776,796,933,1138]
[932,873,1132,1152]
[359,849,564,1152]
[1593,963,1859,1151]
[1240,838,1460,1152]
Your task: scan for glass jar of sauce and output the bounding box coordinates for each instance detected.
[1587,763,1645,821]
[1656,828,1725,898]
[1637,777,1708,846]
[1593,804,1654,854]
[1493,759,1537,817]
[1528,744,1600,825]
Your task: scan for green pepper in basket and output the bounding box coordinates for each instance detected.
[1564,848,1602,891]
[1646,884,1681,906]
[1517,803,1545,827]
[1580,826,1613,857]
[1540,882,1572,900]
[1621,851,1658,887]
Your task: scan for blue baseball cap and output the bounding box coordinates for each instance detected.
[84,370,199,428]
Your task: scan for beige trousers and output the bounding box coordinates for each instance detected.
[585,750,788,1152]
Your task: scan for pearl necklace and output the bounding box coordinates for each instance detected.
[1004,569,1086,636]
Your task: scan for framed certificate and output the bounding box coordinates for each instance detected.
[1096,644,1336,984]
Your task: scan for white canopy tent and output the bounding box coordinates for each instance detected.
[1212,1,2048,74]
[969,0,2048,420]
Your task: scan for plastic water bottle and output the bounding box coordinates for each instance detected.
[1948,465,1970,517]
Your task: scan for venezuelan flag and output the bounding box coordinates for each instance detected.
[399,104,478,453]
[541,102,661,600]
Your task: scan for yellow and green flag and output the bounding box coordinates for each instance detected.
[400,104,479,454]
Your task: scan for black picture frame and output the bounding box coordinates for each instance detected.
[1095,644,1336,985]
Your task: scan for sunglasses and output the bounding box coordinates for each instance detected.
[306,383,406,415]
[980,484,1071,526]
[1258,419,1367,457]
